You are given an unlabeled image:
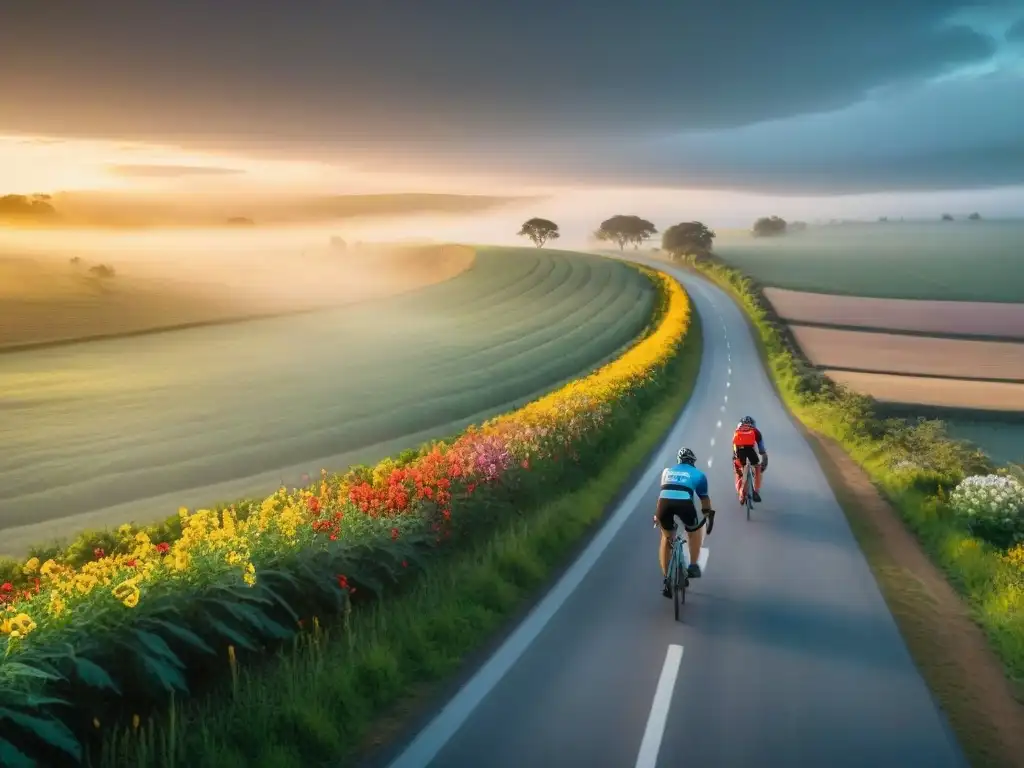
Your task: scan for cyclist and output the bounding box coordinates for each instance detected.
[732,415,768,504]
[656,447,715,598]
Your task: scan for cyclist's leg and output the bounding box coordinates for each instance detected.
[680,501,705,577]
[655,499,676,595]
[733,458,744,499]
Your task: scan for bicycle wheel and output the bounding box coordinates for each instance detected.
[745,464,754,520]
[673,549,684,621]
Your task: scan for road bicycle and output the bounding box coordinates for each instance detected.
[653,510,714,621]
[739,459,756,521]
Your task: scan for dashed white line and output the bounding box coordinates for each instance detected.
[710,437,715,447]
[726,381,731,388]
[724,395,728,403]
[728,367,732,375]
[707,457,714,467]
[635,645,684,768]
[716,420,722,429]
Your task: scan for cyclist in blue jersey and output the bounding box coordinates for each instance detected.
[656,447,716,598]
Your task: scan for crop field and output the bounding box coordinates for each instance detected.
[0,244,475,350]
[824,370,1024,411]
[715,221,1024,302]
[0,246,655,554]
[943,419,1024,466]
[790,326,1024,381]
[764,287,1024,339]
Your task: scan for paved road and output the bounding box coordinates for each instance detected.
[381,265,967,768]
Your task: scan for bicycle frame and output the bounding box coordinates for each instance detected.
[741,459,755,519]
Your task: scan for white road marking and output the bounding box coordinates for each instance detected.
[724,395,728,403]
[710,437,715,447]
[726,381,731,388]
[707,457,714,467]
[716,420,722,429]
[720,405,725,412]
[697,547,710,571]
[635,645,684,768]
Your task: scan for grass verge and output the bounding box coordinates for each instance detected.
[96,288,704,768]
[683,256,1024,768]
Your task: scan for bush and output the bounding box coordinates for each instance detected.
[949,475,1024,549]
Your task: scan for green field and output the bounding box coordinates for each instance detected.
[714,221,1024,302]
[0,246,654,554]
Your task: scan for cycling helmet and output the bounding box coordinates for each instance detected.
[677,447,697,465]
[740,415,756,427]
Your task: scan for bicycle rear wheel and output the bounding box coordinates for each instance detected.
[745,464,754,520]
[673,546,685,621]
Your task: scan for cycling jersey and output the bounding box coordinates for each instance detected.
[659,463,710,502]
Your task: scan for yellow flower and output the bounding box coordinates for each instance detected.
[40,559,59,578]
[121,589,140,609]
[48,590,67,618]
[22,556,40,575]
[242,563,256,587]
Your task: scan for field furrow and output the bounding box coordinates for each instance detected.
[0,247,654,545]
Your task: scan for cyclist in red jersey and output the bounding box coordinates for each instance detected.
[732,415,768,504]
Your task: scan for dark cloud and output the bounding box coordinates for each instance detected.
[0,1,1018,193]
[107,164,246,178]
[1007,17,1024,39]
[0,0,998,140]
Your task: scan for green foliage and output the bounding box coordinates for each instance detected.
[752,215,787,237]
[661,222,715,260]
[517,218,560,248]
[594,215,658,250]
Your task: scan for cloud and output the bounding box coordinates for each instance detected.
[107,164,246,178]
[1007,17,1024,40]
[0,0,1018,194]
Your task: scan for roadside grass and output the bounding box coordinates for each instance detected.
[96,292,704,768]
[684,256,1024,767]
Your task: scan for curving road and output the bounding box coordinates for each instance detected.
[376,263,967,768]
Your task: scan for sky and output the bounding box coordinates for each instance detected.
[2,0,1024,219]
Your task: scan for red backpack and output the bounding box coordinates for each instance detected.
[733,424,757,447]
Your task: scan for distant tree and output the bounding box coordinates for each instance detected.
[0,193,58,222]
[968,212,982,221]
[878,216,889,222]
[69,256,82,266]
[594,215,657,250]
[752,216,787,237]
[941,213,954,221]
[517,218,560,248]
[329,235,348,252]
[226,216,254,226]
[662,221,716,260]
[790,220,808,231]
[88,264,116,279]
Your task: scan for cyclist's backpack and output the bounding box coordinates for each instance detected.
[733,424,757,447]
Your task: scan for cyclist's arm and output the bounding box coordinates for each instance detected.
[755,429,767,455]
[696,475,712,511]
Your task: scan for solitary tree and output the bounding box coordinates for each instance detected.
[662,221,716,261]
[941,213,954,221]
[968,212,982,221]
[88,264,116,280]
[790,220,808,231]
[752,216,787,237]
[518,218,560,248]
[594,215,657,250]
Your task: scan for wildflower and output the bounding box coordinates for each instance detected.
[155,542,170,554]
[22,557,40,575]
[0,583,11,593]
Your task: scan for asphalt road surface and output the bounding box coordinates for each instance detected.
[380,264,967,768]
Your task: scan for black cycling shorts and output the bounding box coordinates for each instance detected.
[734,446,760,472]
[656,496,705,533]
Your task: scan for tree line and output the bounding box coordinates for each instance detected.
[516,214,810,258]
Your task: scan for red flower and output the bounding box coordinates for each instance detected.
[155,542,170,554]
[391,527,399,540]
[93,548,105,559]
[307,496,321,513]
[401,560,408,568]
[33,578,40,593]
[336,574,349,590]
[1,582,12,592]
[126,559,137,567]
[329,533,338,541]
